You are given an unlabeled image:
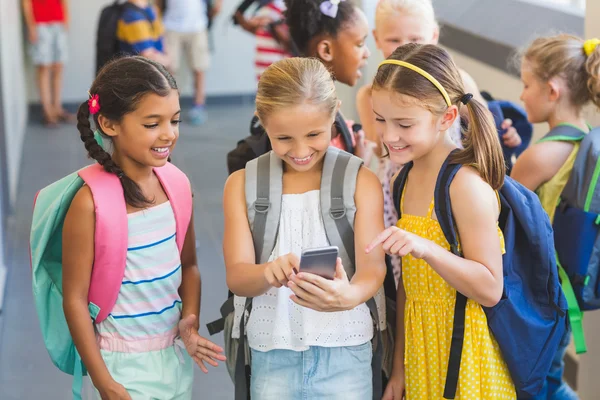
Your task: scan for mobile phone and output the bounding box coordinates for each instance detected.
[299,246,339,280]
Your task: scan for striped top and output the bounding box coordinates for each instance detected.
[96,201,182,353]
[255,0,291,81]
[117,5,165,56]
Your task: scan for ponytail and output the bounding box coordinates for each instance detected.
[76,101,153,208]
[452,98,506,190]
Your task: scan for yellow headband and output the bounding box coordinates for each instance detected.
[584,38,600,57]
[378,60,452,107]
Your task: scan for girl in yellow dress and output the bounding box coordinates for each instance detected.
[366,43,516,400]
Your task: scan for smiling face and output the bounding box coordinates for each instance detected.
[326,8,371,87]
[102,89,181,169]
[262,102,335,172]
[374,11,438,59]
[372,88,457,165]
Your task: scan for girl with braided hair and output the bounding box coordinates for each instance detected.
[63,55,225,399]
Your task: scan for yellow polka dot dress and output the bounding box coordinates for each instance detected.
[397,196,516,399]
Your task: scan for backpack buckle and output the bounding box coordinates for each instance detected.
[254,198,270,213]
[330,197,346,220]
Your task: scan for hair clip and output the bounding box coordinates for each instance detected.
[320,0,344,19]
[88,93,100,115]
[584,38,600,57]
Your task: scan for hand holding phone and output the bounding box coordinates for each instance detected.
[299,246,339,280]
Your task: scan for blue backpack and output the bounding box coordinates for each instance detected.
[393,153,568,399]
[539,124,600,354]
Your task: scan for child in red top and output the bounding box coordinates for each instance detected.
[22,0,74,127]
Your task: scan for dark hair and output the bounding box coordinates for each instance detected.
[77,56,178,207]
[284,0,357,56]
[373,44,505,189]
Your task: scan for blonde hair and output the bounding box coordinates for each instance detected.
[373,44,505,189]
[255,58,338,123]
[375,0,438,31]
[523,34,600,109]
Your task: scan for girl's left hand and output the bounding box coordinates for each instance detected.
[366,226,432,259]
[179,314,227,373]
[288,258,356,312]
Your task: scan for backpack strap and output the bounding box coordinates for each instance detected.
[230,151,283,400]
[335,112,355,155]
[431,153,465,400]
[392,162,414,218]
[78,164,128,324]
[320,147,362,278]
[154,162,193,253]
[538,124,588,143]
[246,151,282,264]
[320,147,388,400]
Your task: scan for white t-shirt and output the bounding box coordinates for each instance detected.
[163,0,208,33]
[232,190,375,352]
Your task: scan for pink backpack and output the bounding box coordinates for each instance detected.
[30,161,192,398]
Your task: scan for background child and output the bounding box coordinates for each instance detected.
[366,43,515,399]
[22,0,74,127]
[159,0,223,125]
[223,57,386,399]
[284,0,372,156]
[117,0,171,68]
[357,0,522,282]
[63,56,224,399]
[511,33,600,400]
[234,0,292,82]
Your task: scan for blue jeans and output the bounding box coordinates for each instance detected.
[250,342,373,400]
[529,324,579,400]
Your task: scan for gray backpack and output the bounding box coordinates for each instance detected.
[207,146,394,400]
[540,125,600,354]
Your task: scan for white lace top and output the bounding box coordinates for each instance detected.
[232,190,374,352]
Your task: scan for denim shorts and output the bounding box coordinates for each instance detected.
[250,342,373,400]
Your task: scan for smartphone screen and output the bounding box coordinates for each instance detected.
[299,246,338,280]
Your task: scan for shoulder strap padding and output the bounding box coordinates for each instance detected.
[245,151,282,264]
[539,124,587,143]
[79,164,128,323]
[81,162,192,323]
[392,163,414,218]
[154,162,193,253]
[320,146,363,279]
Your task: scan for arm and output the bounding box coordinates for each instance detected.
[271,21,292,50]
[61,0,69,28]
[178,209,201,330]
[511,141,575,191]
[424,167,504,307]
[22,0,36,42]
[356,84,381,157]
[178,205,227,372]
[222,170,272,297]
[62,187,116,390]
[210,0,223,17]
[348,167,387,304]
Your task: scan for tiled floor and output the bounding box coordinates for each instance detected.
[0,103,255,399]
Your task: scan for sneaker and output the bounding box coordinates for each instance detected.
[188,105,207,126]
